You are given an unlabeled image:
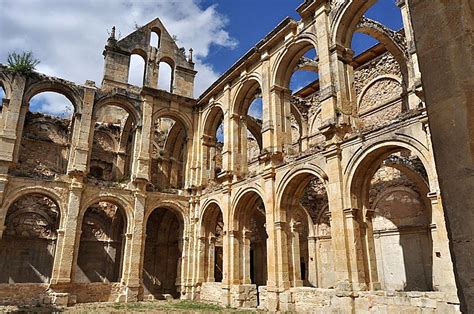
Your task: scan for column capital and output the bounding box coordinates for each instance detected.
[228,230,240,238]
[395,0,406,8]
[269,84,291,94]
[365,208,376,220]
[343,207,360,219]
[274,221,288,231]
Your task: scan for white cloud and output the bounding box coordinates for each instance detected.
[30,92,74,118]
[0,0,237,97]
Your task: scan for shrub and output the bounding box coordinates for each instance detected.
[6,51,40,75]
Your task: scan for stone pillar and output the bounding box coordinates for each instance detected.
[242,229,252,284]
[314,6,339,125]
[290,221,303,287]
[325,148,366,291]
[114,151,127,180]
[407,0,473,310]
[68,82,95,174]
[123,190,146,301]
[364,209,380,290]
[206,236,216,282]
[200,135,212,185]
[239,116,248,176]
[342,208,366,290]
[428,191,457,293]
[209,145,216,179]
[307,236,318,287]
[228,230,240,285]
[268,85,292,153]
[220,84,234,176]
[131,95,153,182]
[196,236,207,285]
[0,75,26,164]
[50,175,84,284]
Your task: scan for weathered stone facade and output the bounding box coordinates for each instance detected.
[0,1,463,312]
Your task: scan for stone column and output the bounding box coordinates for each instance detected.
[50,175,84,284]
[342,208,367,290]
[428,191,457,293]
[364,209,380,290]
[209,145,216,180]
[290,221,303,287]
[239,116,248,176]
[114,151,127,180]
[131,95,153,182]
[307,236,318,287]
[228,230,240,285]
[407,1,473,310]
[200,135,212,185]
[123,190,146,301]
[314,5,339,125]
[325,147,366,291]
[242,228,252,284]
[68,82,96,174]
[206,236,216,282]
[268,85,292,153]
[196,236,207,285]
[0,75,26,165]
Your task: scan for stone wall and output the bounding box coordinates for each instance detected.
[0,284,49,306]
[199,282,222,304]
[287,287,460,313]
[68,283,124,303]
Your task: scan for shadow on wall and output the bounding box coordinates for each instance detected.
[75,202,126,283]
[0,194,60,283]
[143,207,183,299]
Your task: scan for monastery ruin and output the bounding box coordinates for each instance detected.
[0,0,466,312]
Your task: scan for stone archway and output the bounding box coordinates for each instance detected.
[75,201,126,283]
[0,193,60,283]
[143,207,184,299]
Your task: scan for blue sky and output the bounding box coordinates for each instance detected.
[1,0,402,117]
[199,0,402,75]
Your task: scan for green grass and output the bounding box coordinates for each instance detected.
[110,300,225,312]
[64,300,259,313]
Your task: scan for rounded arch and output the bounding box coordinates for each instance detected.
[200,199,223,221]
[354,19,409,82]
[93,95,141,126]
[199,200,224,237]
[150,28,161,48]
[231,186,265,211]
[128,51,147,87]
[345,139,437,209]
[0,74,12,100]
[131,48,148,60]
[357,74,403,112]
[80,195,133,233]
[94,129,119,151]
[231,75,262,116]
[23,80,83,114]
[2,187,65,227]
[202,105,225,138]
[277,166,329,232]
[332,0,379,48]
[153,109,193,138]
[158,57,175,92]
[277,164,329,202]
[145,200,187,224]
[273,35,318,87]
[231,188,266,231]
[309,107,322,136]
[290,102,304,134]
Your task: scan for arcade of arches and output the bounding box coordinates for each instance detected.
[0,1,464,312]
